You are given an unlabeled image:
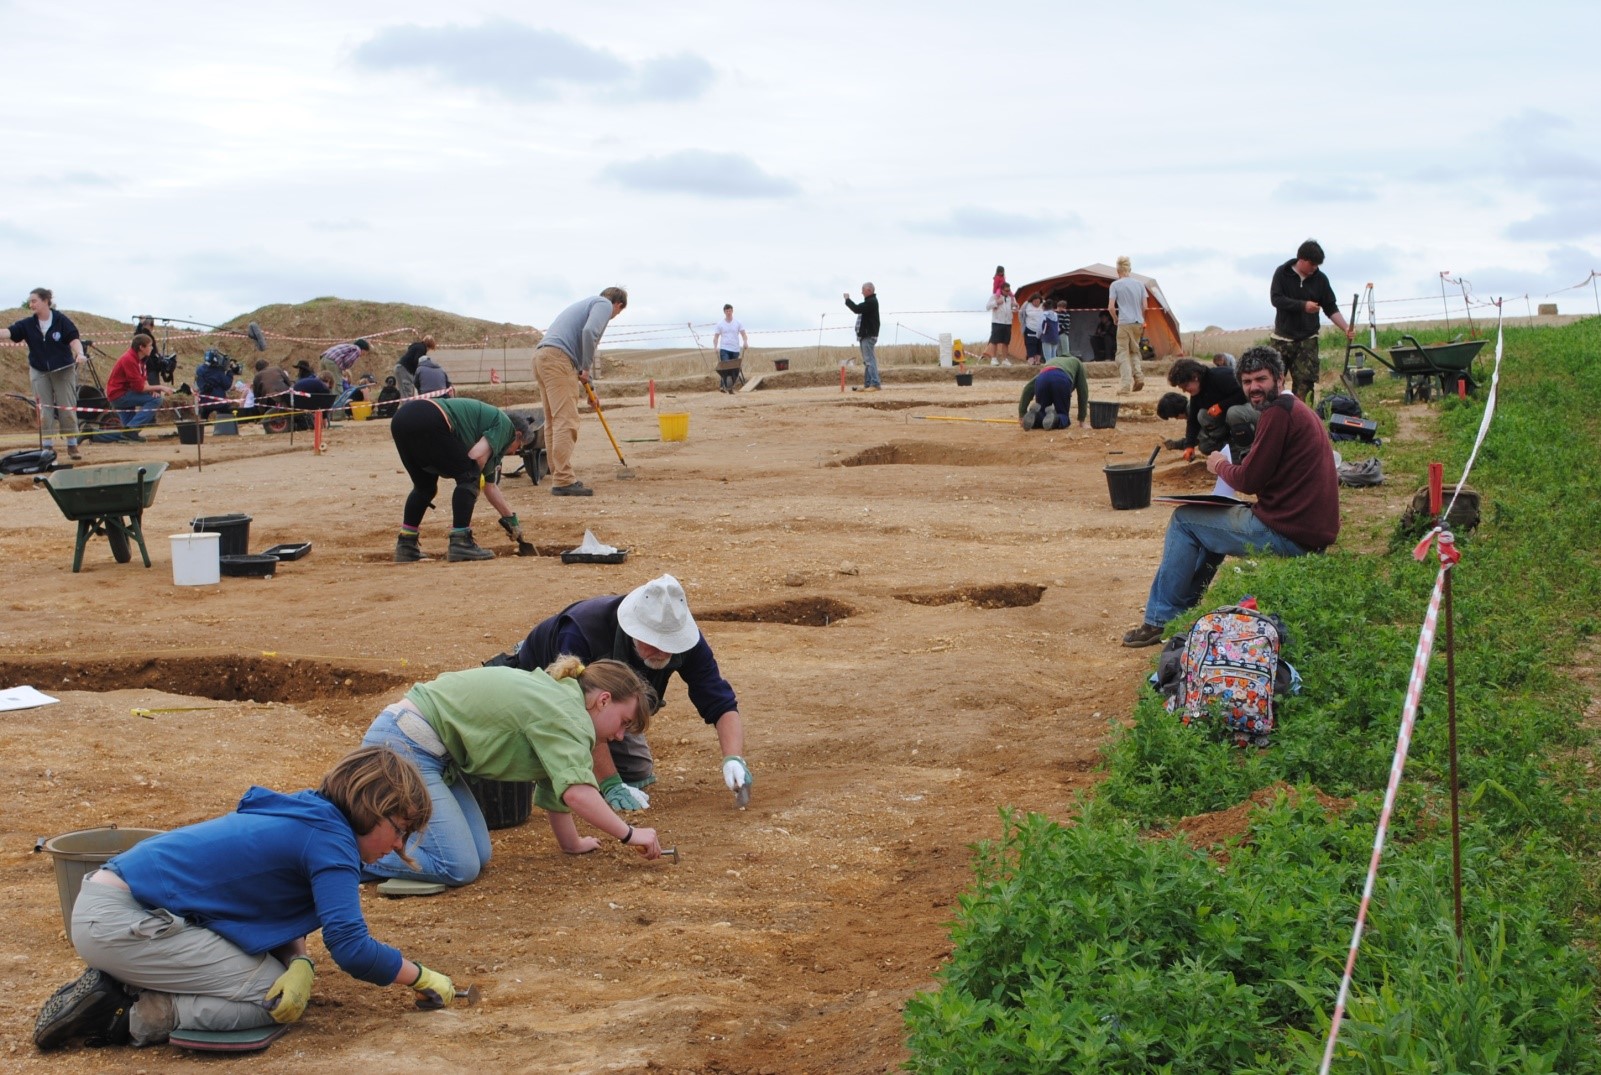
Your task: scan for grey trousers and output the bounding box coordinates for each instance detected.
[612,731,656,787]
[29,365,80,441]
[72,878,282,1042]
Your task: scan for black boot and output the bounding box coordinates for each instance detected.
[394,533,423,563]
[447,529,494,562]
[34,968,133,1050]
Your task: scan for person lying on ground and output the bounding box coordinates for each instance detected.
[1018,351,1090,430]
[1161,356,1257,460]
[105,333,171,441]
[1122,346,1339,648]
[389,397,530,562]
[33,747,458,1051]
[358,658,664,889]
[506,574,751,812]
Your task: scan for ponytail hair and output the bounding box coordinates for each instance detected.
[546,656,657,734]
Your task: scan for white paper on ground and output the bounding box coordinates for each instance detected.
[572,530,620,555]
[1211,446,1238,497]
[0,686,60,712]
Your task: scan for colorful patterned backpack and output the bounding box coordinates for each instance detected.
[1166,605,1284,747]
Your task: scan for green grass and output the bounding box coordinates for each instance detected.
[906,318,1601,1073]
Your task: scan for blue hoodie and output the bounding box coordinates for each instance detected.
[107,787,402,986]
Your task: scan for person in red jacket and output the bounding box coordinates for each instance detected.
[1122,346,1339,647]
[105,334,172,441]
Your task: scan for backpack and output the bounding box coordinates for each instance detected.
[1165,605,1285,747]
[1039,312,1060,346]
[1317,394,1363,420]
[1399,482,1481,537]
[0,447,59,475]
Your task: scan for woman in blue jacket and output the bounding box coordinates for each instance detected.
[34,747,459,1051]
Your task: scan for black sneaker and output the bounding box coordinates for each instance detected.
[34,968,133,1050]
[120,431,146,443]
[551,481,593,497]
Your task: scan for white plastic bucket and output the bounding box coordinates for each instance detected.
[170,532,220,585]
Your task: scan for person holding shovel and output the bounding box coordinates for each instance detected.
[390,397,530,563]
[507,574,752,813]
[358,658,665,891]
[34,746,460,1051]
[531,287,628,497]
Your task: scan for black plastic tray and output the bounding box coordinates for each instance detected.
[220,554,278,577]
[262,542,311,561]
[560,550,629,565]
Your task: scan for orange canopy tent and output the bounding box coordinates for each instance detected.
[1011,264,1183,360]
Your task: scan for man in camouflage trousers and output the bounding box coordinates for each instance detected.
[1268,239,1354,401]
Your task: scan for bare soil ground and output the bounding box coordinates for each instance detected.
[0,374,1395,1073]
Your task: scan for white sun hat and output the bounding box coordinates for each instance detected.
[616,574,701,654]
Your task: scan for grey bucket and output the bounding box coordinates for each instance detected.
[40,826,163,934]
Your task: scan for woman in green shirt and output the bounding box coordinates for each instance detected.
[360,657,663,889]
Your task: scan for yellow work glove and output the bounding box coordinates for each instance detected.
[412,963,456,1008]
[265,956,315,1023]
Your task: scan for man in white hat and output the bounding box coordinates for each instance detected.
[509,575,751,810]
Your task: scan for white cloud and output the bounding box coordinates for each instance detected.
[602,151,799,198]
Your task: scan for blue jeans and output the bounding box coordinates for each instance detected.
[1142,505,1307,626]
[859,336,880,387]
[360,707,492,886]
[114,392,162,429]
[1041,341,1059,361]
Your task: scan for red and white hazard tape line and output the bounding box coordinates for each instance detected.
[1318,305,1505,1073]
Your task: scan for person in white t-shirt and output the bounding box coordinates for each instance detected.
[984,284,1018,364]
[712,304,748,393]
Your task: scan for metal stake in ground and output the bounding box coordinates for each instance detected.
[583,381,635,479]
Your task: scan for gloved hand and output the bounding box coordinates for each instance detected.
[1207,403,1224,418]
[1182,447,1196,462]
[412,963,456,1008]
[498,514,523,542]
[600,774,650,811]
[723,756,753,798]
[265,956,315,1024]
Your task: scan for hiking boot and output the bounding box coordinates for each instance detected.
[34,968,133,1050]
[1041,404,1057,430]
[551,481,593,497]
[1121,623,1164,648]
[394,533,423,563]
[120,430,145,443]
[66,443,83,460]
[447,529,495,561]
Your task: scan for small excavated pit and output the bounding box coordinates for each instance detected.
[698,597,856,627]
[894,583,1046,609]
[0,654,411,703]
[831,441,1021,468]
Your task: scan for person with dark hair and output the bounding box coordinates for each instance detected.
[105,334,173,441]
[983,283,1016,365]
[389,397,529,562]
[531,288,628,496]
[844,282,881,390]
[1162,356,1257,460]
[358,658,664,891]
[251,359,293,411]
[319,338,370,388]
[1122,346,1339,647]
[32,747,456,1051]
[9,287,87,459]
[1019,352,1090,430]
[395,335,434,398]
[1269,239,1354,401]
[712,305,748,393]
[1090,310,1116,362]
[375,375,402,418]
[509,574,751,812]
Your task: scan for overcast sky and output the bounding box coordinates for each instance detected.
[4,1,1597,350]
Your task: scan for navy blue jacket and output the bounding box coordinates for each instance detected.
[8,311,80,373]
[515,595,737,724]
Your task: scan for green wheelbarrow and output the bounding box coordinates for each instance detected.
[35,462,169,572]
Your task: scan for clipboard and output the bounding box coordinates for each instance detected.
[1152,494,1249,508]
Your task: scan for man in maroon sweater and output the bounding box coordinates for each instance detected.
[1123,346,1339,646]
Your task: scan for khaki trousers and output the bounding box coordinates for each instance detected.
[1116,323,1144,392]
[533,346,583,487]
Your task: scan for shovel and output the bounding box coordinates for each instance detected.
[583,381,635,480]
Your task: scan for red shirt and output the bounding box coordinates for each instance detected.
[1212,392,1340,551]
[106,347,149,401]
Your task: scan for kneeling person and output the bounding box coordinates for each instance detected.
[1162,357,1257,460]
[35,747,456,1051]
[512,574,751,811]
[1018,353,1089,430]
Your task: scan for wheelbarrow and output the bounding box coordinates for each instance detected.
[1343,334,1486,403]
[35,462,169,572]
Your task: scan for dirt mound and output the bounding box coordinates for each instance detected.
[219,297,536,349]
[1174,783,1353,860]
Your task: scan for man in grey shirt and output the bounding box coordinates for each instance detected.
[531,287,628,497]
[1107,256,1147,394]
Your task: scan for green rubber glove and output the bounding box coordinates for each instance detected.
[265,956,315,1023]
[412,963,456,1008]
[600,774,650,811]
[498,514,523,542]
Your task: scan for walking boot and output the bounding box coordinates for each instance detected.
[447,528,495,562]
[394,533,423,563]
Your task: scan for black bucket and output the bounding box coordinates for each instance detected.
[1103,462,1154,510]
[177,421,204,445]
[1089,401,1120,429]
[955,372,974,386]
[191,513,252,557]
[464,776,533,829]
[773,358,790,371]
